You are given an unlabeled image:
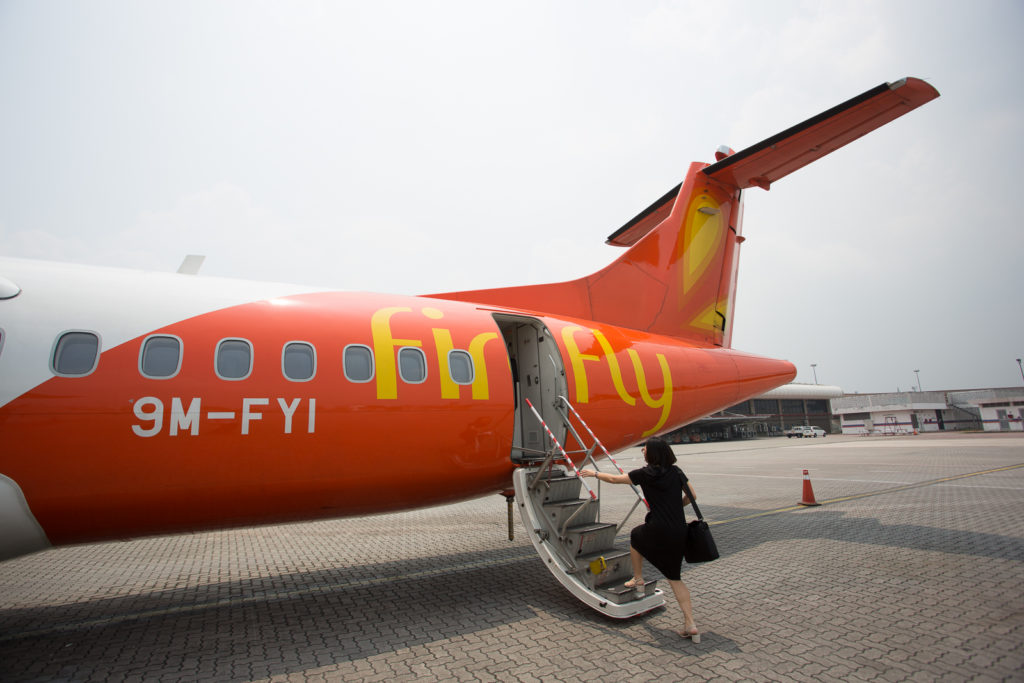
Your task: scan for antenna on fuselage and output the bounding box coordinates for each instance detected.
[176,255,206,275]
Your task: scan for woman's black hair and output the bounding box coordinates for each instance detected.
[643,437,677,467]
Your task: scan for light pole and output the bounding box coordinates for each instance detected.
[1017,358,1023,383]
[811,363,818,384]
[914,369,921,392]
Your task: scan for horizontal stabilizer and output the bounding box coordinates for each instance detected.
[702,77,940,191]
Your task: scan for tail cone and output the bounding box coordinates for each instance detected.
[799,469,820,507]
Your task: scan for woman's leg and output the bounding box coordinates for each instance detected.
[667,579,699,639]
[627,525,647,586]
[629,545,644,584]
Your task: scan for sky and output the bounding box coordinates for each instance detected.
[1,0,1022,394]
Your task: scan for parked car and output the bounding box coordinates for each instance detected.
[785,425,827,438]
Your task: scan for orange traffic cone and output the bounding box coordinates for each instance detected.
[799,469,820,506]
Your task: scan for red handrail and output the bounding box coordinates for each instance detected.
[524,398,597,501]
[558,396,649,510]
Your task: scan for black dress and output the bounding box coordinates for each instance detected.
[628,465,688,581]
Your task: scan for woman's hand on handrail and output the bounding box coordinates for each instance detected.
[580,469,631,485]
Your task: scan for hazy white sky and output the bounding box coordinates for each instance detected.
[1,1,1022,393]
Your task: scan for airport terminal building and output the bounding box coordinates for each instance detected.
[668,384,1024,442]
[666,383,843,443]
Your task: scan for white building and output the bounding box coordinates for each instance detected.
[959,389,1024,432]
[831,387,1024,435]
[831,391,947,435]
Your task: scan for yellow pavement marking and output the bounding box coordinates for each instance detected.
[710,462,1024,526]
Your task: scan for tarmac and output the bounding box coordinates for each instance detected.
[0,432,1022,682]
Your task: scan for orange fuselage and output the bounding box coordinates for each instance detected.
[0,284,792,547]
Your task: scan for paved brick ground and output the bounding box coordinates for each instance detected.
[1,432,1022,681]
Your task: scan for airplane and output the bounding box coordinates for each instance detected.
[0,77,939,573]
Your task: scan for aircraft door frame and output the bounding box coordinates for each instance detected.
[492,314,568,462]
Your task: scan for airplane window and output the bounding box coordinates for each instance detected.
[140,335,181,378]
[52,331,100,376]
[449,350,474,385]
[398,347,427,384]
[344,344,374,382]
[283,342,316,381]
[216,339,252,380]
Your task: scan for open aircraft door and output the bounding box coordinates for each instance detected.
[493,315,568,462]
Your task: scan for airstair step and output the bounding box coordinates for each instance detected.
[598,578,661,605]
[574,548,632,589]
[542,499,598,528]
[563,522,618,558]
[536,475,583,504]
[528,466,569,480]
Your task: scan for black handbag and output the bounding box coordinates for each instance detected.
[681,477,719,563]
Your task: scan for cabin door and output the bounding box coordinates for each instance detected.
[493,315,568,462]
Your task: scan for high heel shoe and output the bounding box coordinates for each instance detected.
[624,577,645,589]
[679,627,700,643]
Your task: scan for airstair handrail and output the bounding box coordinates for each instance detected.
[523,396,651,536]
[556,396,650,511]
[523,398,597,501]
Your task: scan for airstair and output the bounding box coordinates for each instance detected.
[512,397,666,618]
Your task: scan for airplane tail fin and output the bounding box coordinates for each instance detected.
[431,77,939,346]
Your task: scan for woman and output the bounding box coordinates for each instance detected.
[581,437,700,641]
